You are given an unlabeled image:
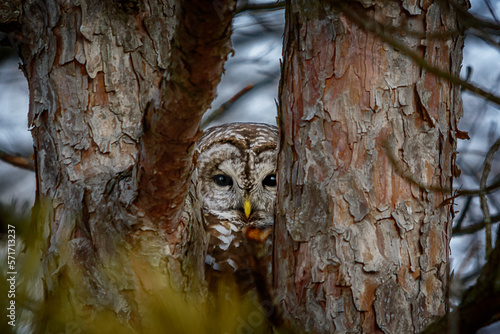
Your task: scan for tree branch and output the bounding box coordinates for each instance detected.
[137,0,237,228]
[383,139,500,201]
[452,215,500,236]
[0,148,35,171]
[421,234,500,334]
[483,0,499,23]
[479,137,500,255]
[332,0,500,107]
[201,84,254,129]
[453,196,472,232]
[236,1,285,15]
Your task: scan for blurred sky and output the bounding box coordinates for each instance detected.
[202,8,283,127]
[0,57,32,207]
[451,0,500,283]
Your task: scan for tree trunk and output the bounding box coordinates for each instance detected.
[1,0,468,332]
[275,0,464,332]
[1,0,235,331]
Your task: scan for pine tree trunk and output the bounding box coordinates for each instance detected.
[275,1,464,332]
[1,0,235,331]
[1,0,468,332]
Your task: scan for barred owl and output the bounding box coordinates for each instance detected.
[195,122,278,293]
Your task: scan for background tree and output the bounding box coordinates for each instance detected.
[1,0,500,333]
[276,0,462,332]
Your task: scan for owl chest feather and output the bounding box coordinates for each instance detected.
[195,123,278,293]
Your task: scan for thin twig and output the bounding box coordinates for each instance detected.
[455,239,482,280]
[383,139,500,199]
[452,214,500,236]
[454,196,472,232]
[201,84,255,129]
[236,1,285,15]
[452,158,500,237]
[457,74,500,160]
[479,137,500,255]
[456,160,500,213]
[0,149,35,171]
[421,231,500,334]
[483,0,499,23]
[332,0,500,107]
[448,0,500,33]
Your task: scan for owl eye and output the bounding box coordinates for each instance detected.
[213,174,233,187]
[262,174,277,187]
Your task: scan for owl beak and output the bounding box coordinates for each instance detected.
[244,198,252,220]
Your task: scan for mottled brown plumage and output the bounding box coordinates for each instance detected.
[195,122,278,293]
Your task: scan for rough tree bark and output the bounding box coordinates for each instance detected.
[1,0,235,331]
[1,0,469,332]
[275,0,464,333]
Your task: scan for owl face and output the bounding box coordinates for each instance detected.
[196,123,278,228]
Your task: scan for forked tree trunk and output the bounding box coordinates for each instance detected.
[275,1,464,332]
[1,0,235,331]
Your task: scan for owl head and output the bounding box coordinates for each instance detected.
[196,122,279,229]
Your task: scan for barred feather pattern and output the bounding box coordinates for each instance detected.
[195,123,278,293]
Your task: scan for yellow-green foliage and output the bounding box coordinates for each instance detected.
[1,202,283,334]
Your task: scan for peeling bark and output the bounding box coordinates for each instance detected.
[1,0,235,330]
[138,0,236,229]
[422,231,500,334]
[275,0,464,332]
[0,0,21,26]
